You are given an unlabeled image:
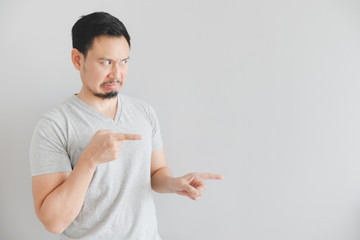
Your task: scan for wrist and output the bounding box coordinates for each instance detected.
[151,168,174,193]
[78,151,97,172]
[166,177,177,193]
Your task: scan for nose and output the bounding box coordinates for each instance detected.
[108,63,122,79]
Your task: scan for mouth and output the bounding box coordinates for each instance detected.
[101,80,122,90]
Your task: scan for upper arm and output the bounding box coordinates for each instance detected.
[30,118,72,176]
[150,147,168,177]
[146,104,163,152]
[32,172,71,220]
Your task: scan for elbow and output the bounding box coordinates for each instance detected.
[37,206,76,234]
[150,183,158,193]
[43,220,67,234]
[39,214,72,234]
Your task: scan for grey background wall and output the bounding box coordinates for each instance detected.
[1,0,360,239]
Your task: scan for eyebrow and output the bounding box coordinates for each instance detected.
[98,56,130,61]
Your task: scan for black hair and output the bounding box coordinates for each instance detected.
[72,12,131,58]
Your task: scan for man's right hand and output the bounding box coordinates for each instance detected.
[32,129,142,233]
[81,130,142,167]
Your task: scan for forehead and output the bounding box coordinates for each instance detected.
[88,35,130,59]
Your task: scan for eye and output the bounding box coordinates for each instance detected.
[121,59,128,65]
[103,60,112,66]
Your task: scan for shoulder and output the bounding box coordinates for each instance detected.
[120,94,151,108]
[42,95,79,120]
[36,96,77,133]
[120,94,155,114]
[120,94,160,122]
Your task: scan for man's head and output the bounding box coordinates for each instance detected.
[71,12,131,100]
[72,12,130,58]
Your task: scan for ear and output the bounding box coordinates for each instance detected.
[71,48,84,70]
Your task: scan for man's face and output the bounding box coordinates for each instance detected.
[78,35,130,99]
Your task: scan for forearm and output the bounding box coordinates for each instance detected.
[39,155,96,233]
[151,167,175,193]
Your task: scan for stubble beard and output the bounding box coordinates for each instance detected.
[93,90,119,99]
[93,79,122,99]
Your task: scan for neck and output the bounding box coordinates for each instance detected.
[76,88,118,120]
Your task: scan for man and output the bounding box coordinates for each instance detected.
[30,12,223,239]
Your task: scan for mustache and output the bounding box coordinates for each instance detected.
[100,79,122,87]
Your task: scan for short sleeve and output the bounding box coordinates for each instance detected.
[29,117,72,176]
[147,105,163,152]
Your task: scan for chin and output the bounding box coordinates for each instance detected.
[94,91,119,99]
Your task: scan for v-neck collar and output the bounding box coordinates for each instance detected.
[71,94,122,124]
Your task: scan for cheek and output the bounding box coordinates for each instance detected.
[87,65,108,80]
[121,67,129,78]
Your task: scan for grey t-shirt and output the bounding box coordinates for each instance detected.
[30,94,163,240]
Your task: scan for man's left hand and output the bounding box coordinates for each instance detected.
[169,173,223,200]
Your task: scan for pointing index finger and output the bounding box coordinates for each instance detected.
[114,133,143,141]
[196,173,224,180]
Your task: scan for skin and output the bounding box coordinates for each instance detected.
[32,35,223,234]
